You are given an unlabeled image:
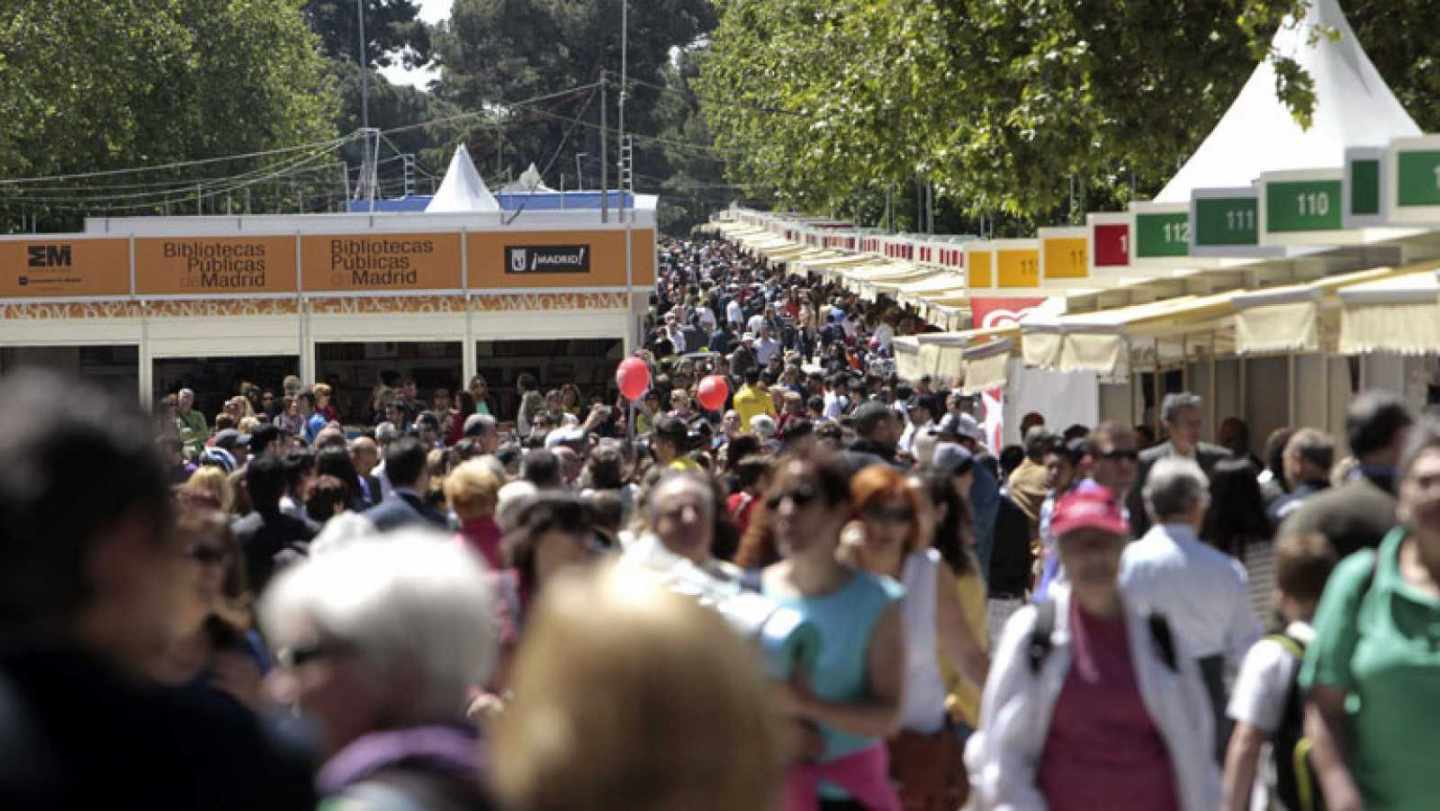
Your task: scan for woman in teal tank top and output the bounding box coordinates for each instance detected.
[760,452,906,811]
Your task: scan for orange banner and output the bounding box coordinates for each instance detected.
[996,248,1040,288]
[1042,237,1089,280]
[301,233,461,292]
[0,238,130,298]
[134,236,296,295]
[468,229,655,288]
[966,249,993,288]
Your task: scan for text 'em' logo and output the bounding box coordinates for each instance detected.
[504,245,589,274]
[26,245,72,268]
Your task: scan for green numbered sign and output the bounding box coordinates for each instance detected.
[1266,180,1342,233]
[1396,150,1440,208]
[1350,159,1380,217]
[1195,197,1258,247]
[1135,212,1190,258]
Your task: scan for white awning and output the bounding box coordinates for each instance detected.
[1339,271,1440,355]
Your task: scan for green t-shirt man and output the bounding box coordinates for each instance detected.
[1301,527,1440,809]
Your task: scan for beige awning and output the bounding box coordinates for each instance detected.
[1021,293,1237,378]
[1339,271,1440,355]
[1022,329,1064,370]
[928,325,1021,384]
[1231,266,1403,355]
[791,254,872,275]
[961,338,1014,395]
[892,336,930,381]
[930,304,972,332]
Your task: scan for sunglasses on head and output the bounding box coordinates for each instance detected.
[766,485,819,510]
[1099,449,1140,462]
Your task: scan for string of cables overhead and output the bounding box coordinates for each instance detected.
[0,78,720,226]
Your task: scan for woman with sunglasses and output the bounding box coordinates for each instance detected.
[759,452,906,811]
[843,465,988,811]
[152,496,268,713]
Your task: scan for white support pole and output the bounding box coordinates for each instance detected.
[296,234,309,383]
[1323,352,1332,436]
[1129,339,1139,428]
[461,227,476,386]
[1152,338,1162,436]
[1208,331,1217,441]
[1181,334,1189,394]
[1287,353,1297,428]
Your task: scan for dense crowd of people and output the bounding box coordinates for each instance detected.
[2,236,1439,811]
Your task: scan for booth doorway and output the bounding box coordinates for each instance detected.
[475,338,624,420]
[152,356,300,420]
[1,346,140,404]
[314,342,463,425]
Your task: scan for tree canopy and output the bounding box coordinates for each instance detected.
[434,0,716,195]
[304,0,432,69]
[698,0,1440,232]
[0,0,338,229]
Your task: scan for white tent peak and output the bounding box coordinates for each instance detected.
[501,163,554,194]
[1155,0,1419,203]
[425,146,500,213]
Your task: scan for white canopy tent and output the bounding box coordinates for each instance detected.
[425,147,501,213]
[500,163,555,194]
[1154,0,1419,203]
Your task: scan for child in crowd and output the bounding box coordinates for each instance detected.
[1221,531,1338,811]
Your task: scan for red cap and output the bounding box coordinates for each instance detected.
[1050,484,1129,539]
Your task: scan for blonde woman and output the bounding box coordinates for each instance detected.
[492,563,785,811]
[186,465,235,514]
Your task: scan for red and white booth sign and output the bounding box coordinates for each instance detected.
[970,297,1046,330]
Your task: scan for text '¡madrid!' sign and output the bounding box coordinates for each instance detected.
[505,245,590,274]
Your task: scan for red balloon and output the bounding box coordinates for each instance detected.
[616,357,651,401]
[696,375,729,412]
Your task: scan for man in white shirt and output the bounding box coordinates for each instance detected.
[745,308,767,339]
[664,315,686,354]
[725,295,744,330]
[754,324,781,366]
[1121,456,1260,762]
[897,395,934,456]
[695,303,717,333]
[821,372,849,420]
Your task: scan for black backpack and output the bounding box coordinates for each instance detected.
[1027,600,1178,675]
[1267,632,1322,811]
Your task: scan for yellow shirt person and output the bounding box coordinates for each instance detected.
[732,375,776,433]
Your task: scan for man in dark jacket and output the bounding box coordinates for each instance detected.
[1128,392,1232,537]
[363,436,448,532]
[844,400,904,471]
[1281,390,1412,557]
[0,370,314,811]
[232,454,319,593]
[1266,428,1335,526]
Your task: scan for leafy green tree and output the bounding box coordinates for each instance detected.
[434,0,715,192]
[652,48,752,233]
[699,0,1440,231]
[0,0,338,230]
[304,0,432,69]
